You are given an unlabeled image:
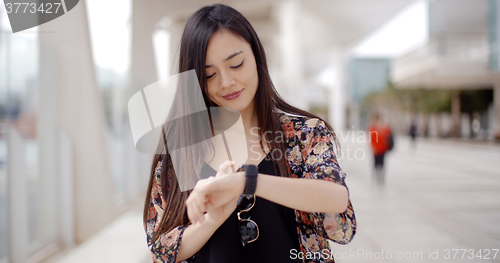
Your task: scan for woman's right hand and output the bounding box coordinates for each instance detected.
[204,194,239,226]
[189,160,240,226]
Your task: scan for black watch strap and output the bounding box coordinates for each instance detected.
[238,164,258,196]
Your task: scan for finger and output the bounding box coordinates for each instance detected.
[196,198,206,223]
[193,194,207,224]
[187,191,205,224]
[218,160,233,171]
[198,197,207,214]
[217,160,235,176]
[193,202,204,224]
[186,199,196,224]
[225,161,236,174]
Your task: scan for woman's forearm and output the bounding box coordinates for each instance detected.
[175,219,220,262]
[254,174,348,213]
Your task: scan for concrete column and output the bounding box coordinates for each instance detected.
[37,40,59,248]
[38,1,114,243]
[494,82,500,140]
[130,0,161,201]
[277,0,306,110]
[328,49,347,133]
[131,0,159,92]
[167,20,186,75]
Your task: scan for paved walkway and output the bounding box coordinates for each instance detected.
[51,136,500,263]
[331,136,500,263]
[49,201,151,263]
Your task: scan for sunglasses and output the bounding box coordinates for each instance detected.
[237,195,259,246]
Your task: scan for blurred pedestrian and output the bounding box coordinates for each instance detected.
[409,119,417,148]
[368,112,392,186]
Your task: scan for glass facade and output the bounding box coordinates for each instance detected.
[1,1,146,260]
[0,5,59,261]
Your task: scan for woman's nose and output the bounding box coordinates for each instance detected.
[219,70,236,89]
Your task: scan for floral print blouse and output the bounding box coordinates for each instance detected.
[146,109,357,263]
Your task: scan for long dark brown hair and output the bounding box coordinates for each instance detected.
[143,3,340,243]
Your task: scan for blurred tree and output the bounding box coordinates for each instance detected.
[361,85,496,139]
[361,82,453,137]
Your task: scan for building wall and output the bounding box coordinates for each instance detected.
[350,58,391,104]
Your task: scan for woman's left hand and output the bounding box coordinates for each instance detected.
[186,160,245,225]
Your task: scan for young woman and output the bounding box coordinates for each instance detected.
[143,4,356,263]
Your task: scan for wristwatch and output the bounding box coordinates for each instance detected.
[237,164,258,196]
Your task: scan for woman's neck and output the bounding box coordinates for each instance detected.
[239,100,258,132]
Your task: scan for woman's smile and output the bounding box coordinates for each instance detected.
[222,89,244,100]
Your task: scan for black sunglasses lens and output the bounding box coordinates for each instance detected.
[237,195,254,211]
[238,220,258,244]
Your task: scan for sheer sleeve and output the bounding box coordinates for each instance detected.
[146,158,194,262]
[299,118,357,244]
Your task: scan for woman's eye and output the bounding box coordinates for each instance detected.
[231,60,244,69]
[206,73,216,79]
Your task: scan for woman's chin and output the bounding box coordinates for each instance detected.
[219,102,249,113]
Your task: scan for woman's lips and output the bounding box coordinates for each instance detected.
[222,89,243,100]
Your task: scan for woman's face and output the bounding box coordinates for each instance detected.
[205,30,259,113]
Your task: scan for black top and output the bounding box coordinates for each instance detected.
[191,155,301,263]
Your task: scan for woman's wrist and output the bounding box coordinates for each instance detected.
[254,173,266,197]
[235,171,246,196]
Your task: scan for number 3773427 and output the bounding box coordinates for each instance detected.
[5,2,63,14]
[443,249,499,260]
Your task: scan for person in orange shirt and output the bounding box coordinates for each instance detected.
[367,112,392,185]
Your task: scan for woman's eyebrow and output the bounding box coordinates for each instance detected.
[206,51,243,68]
[225,50,243,61]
